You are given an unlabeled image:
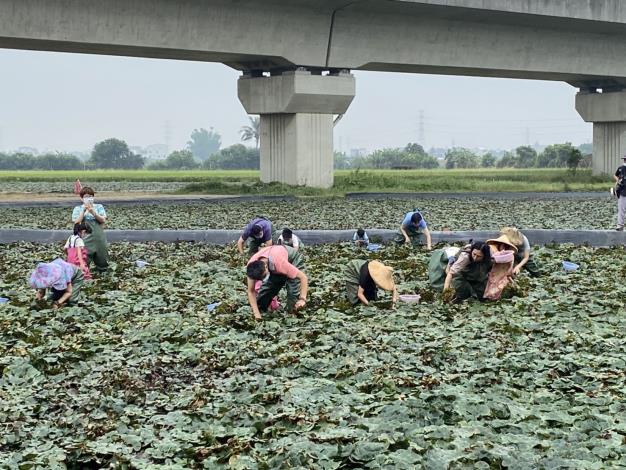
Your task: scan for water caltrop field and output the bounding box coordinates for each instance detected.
[1,240,625,468]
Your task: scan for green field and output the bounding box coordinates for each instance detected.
[0,196,616,231]
[1,241,625,468]
[0,169,611,194]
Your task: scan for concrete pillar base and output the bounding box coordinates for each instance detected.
[238,70,355,188]
[576,90,626,175]
[260,113,334,188]
[591,122,626,175]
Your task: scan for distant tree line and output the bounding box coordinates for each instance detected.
[0,152,85,170]
[335,143,439,170]
[0,114,591,173]
[444,143,590,172]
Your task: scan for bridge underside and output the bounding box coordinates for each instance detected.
[2,0,626,185]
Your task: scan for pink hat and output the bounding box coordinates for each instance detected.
[29,263,63,289]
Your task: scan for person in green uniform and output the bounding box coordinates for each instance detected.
[428,246,461,291]
[29,258,84,308]
[499,227,542,277]
[344,259,399,308]
[72,187,109,272]
[443,241,492,302]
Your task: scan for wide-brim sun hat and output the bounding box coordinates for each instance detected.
[486,234,518,252]
[368,260,395,291]
[499,227,523,247]
[29,262,63,289]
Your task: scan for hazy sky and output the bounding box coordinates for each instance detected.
[0,48,591,154]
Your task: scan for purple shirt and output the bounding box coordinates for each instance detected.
[241,218,272,242]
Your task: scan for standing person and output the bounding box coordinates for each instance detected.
[344,259,399,308]
[29,258,84,308]
[498,227,541,276]
[245,245,308,320]
[237,216,273,256]
[443,241,492,302]
[353,228,370,247]
[395,209,432,250]
[64,223,92,280]
[277,228,302,251]
[72,186,109,272]
[614,155,626,231]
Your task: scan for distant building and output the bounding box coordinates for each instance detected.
[349,148,368,158]
[131,144,169,160]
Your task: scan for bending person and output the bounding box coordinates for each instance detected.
[72,186,109,272]
[237,216,273,256]
[428,246,461,291]
[277,228,302,251]
[484,234,518,300]
[395,209,432,250]
[29,258,84,309]
[443,241,492,302]
[245,245,307,320]
[499,227,541,277]
[344,259,399,308]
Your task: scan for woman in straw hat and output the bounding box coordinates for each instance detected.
[484,234,518,300]
[443,241,492,302]
[29,258,84,308]
[499,227,541,277]
[344,259,399,307]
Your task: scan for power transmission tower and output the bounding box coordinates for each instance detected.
[418,109,425,146]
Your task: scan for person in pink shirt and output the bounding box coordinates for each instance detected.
[246,245,308,320]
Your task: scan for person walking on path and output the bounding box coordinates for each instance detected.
[344,259,399,308]
[237,216,273,256]
[72,186,109,272]
[245,245,308,320]
[498,227,542,276]
[614,155,626,231]
[395,209,432,250]
[29,258,85,308]
[64,223,92,280]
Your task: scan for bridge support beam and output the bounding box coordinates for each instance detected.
[576,90,626,175]
[238,69,355,188]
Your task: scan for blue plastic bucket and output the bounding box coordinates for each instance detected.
[562,261,579,272]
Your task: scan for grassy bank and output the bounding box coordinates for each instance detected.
[0,168,611,194]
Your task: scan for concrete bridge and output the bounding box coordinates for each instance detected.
[2,0,626,186]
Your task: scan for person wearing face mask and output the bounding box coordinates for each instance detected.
[72,187,109,272]
[245,245,308,320]
[443,241,493,303]
[236,216,274,256]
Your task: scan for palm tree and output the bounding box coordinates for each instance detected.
[240,116,260,149]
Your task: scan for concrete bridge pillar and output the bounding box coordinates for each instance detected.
[238,69,355,188]
[576,90,626,175]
